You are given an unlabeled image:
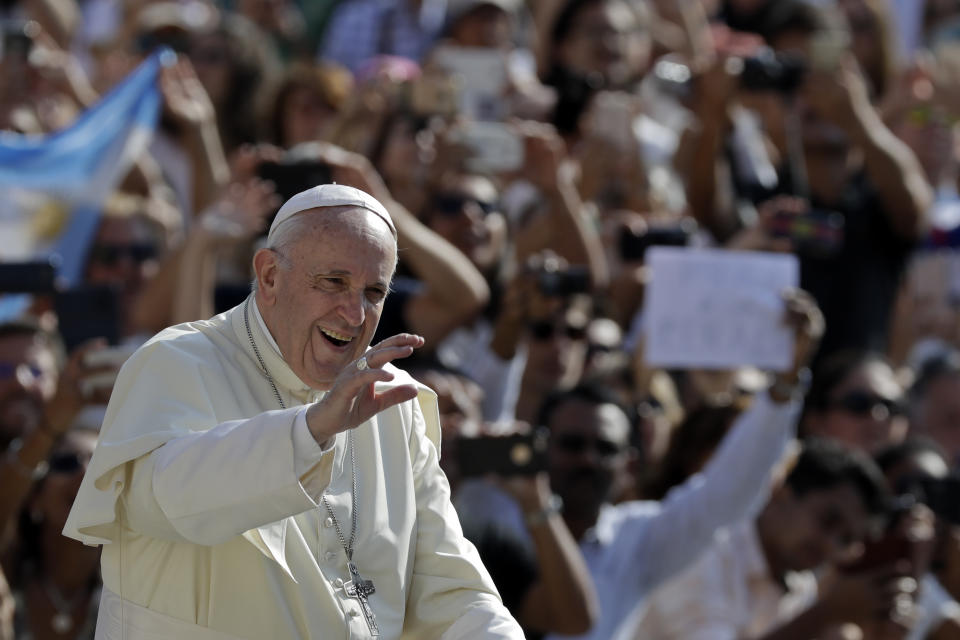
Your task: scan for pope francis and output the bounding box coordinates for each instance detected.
[63,185,524,639]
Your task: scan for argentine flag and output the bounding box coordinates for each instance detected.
[0,49,172,287]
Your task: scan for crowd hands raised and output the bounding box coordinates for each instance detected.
[4,0,960,638]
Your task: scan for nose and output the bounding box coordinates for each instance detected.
[338,288,366,327]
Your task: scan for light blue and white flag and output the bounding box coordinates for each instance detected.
[0,49,172,290]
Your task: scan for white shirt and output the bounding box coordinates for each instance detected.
[616,520,817,640]
[64,297,523,639]
[455,392,800,640]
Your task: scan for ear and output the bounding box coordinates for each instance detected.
[253,248,281,306]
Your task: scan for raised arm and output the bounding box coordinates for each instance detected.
[803,60,931,241]
[609,290,823,595]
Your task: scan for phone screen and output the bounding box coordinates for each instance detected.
[54,286,121,351]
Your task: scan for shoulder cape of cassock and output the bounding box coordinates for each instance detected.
[62,301,440,579]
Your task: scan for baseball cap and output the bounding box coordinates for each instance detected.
[266,184,396,246]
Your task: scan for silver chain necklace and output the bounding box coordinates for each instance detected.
[243,299,380,636]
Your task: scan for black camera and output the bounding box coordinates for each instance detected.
[619,221,695,262]
[456,430,549,478]
[256,160,333,207]
[738,50,807,94]
[0,260,122,351]
[537,266,592,296]
[1,20,36,61]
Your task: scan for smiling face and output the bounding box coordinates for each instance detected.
[254,207,397,390]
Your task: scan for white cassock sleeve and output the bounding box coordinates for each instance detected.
[63,334,326,548]
[122,407,330,545]
[400,390,525,639]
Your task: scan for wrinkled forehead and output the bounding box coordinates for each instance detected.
[284,206,398,272]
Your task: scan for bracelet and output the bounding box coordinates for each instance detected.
[525,494,563,528]
[4,438,49,481]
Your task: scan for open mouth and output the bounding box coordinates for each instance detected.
[320,327,354,348]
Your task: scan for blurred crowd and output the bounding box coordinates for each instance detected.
[4,0,960,638]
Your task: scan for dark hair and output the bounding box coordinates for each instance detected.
[550,0,600,46]
[760,0,837,43]
[786,438,890,516]
[800,349,892,429]
[367,108,430,180]
[265,61,354,147]
[909,350,960,407]
[874,436,950,475]
[643,403,743,500]
[537,381,635,436]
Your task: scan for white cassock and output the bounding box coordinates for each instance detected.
[63,298,523,640]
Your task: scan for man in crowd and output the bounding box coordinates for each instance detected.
[64,184,523,638]
[617,439,903,640]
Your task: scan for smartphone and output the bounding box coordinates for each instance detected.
[54,286,121,352]
[538,266,592,296]
[449,122,524,174]
[768,209,845,257]
[432,46,507,120]
[1,19,36,61]
[0,259,59,293]
[456,430,549,478]
[619,224,693,262]
[407,74,460,117]
[257,160,333,206]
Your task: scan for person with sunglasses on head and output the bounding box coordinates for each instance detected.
[801,349,909,454]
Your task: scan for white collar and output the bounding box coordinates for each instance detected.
[251,295,284,359]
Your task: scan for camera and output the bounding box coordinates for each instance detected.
[256,160,333,207]
[768,208,845,258]
[619,221,695,262]
[738,50,807,94]
[1,19,37,61]
[537,266,591,296]
[456,430,549,478]
[0,260,122,351]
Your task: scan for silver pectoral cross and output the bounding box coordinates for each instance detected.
[345,561,380,637]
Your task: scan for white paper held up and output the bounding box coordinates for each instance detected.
[643,247,800,371]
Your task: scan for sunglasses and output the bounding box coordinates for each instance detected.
[529,320,587,342]
[431,193,498,217]
[0,362,43,381]
[553,433,622,458]
[47,452,88,475]
[827,390,905,420]
[88,243,157,267]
